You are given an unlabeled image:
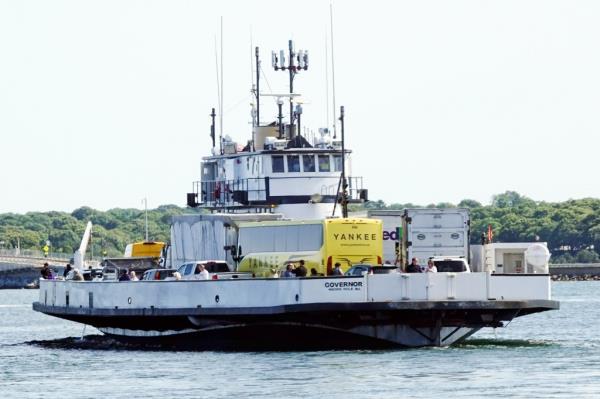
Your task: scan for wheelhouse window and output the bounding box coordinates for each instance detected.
[333,155,343,172]
[272,155,285,173]
[287,155,301,172]
[302,155,316,172]
[318,155,331,172]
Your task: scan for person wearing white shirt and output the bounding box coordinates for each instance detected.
[194,264,210,280]
[425,259,438,273]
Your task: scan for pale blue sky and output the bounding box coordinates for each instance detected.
[1,0,599,213]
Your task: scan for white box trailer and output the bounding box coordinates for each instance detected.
[169,213,282,269]
[402,208,470,267]
[368,208,470,266]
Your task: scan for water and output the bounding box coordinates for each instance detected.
[1,283,599,398]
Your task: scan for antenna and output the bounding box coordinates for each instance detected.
[277,97,284,139]
[142,198,149,241]
[220,16,224,154]
[325,32,330,131]
[214,36,222,155]
[250,27,254,99]
[330,3,338,139]
[271,39,309,140]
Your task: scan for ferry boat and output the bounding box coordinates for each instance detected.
[33,40,559,348]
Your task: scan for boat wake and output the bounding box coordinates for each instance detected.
[458,338,556,348]
[26,335,172,351]
[25,335,556,352]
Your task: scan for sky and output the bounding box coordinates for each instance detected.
[1,0,599,213]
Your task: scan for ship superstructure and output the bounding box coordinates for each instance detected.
[186,40,367,220]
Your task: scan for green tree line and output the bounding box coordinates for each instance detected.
[355,191,600,263]
[0,205,202,257]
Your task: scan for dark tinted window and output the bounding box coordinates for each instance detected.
[318,155,330,172]
[151,269,173,279]
[272,156,285,173]
[287,155,300,172]
[434,260,467,272]
[333,155,342,172]
[346,266,368,276]
[302,155,315,172]
[205,262,229,273]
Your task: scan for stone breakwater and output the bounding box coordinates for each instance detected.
[550,264,600,281]
[551,274,600,281]
[0,256,67,288]
[0,263,40,288]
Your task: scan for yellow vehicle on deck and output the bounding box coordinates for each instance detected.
[236,218,383,277]
[124,241,166,258]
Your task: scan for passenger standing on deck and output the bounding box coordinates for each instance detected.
[73,269,85,281]
[282,264,295,278]
[332,262,344,276]
[63,263,72,278]
[40,263,51,279]
[293,260,308,277]
[118,269,131,281]
[194,264,210,280]
[425,259,438,273]
[129,271,139,281]
[407,258,422,273]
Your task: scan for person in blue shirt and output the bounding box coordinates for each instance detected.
[282,264,295,278]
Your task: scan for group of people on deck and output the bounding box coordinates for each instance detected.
[40,262,85,281]
[282,260,310,277]
[118,269,140,281]
[406,258,437,273]
[280,261,345,277]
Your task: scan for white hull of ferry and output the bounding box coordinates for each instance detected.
[34,272,558,349]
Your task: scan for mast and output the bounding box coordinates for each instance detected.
[220,16,224,153]
[210,107,216,149]
[340,106,348,218]
[255,46,260,127]
[288,40,294,135]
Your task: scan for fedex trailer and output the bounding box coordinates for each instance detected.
[368,208,470,266]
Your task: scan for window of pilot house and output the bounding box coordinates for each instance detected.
[287,155,301,172]
[318,155,331,172]
[332,155,343,172]
[302,155,316,172]
[272,155,285,173]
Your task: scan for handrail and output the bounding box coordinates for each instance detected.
[193,176,364,209]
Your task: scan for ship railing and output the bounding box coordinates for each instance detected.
[318,176,365,201]
[0,248,103,263]
[193,178,269,208]
[190,176,366,209]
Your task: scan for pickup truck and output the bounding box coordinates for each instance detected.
[173,260,252,280]
[142,268,177,281]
